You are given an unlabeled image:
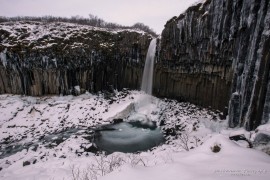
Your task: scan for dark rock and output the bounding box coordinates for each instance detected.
[112,119,123,124]
[40,154,46,159]
[211,144,221,153]
[23,161,31,167]
[164,128,176,136]
[157,0,270,130]
[38,135,45,140]
[59,155,66,159]
[159,119,166,126]
[83,144,99,154]
[229,135,247,141]
[229,134,252,148]
[32,159,37,164]
[108,100,114,104]
[253,133,270,146]
[218,113,226,120]
[28,144,39,152]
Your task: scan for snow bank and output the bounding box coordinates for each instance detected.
[0,91,270,180]
[101,135,270,180]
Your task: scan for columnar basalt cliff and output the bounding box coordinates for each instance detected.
[0,1,269,131]
[157,0,270,130]
[0,21,152,95]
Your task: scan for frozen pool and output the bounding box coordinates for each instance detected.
[94,121,165,153]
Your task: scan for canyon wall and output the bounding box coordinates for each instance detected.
[157,0,270,130]
[1,0,269,130]
[0,22,152,95]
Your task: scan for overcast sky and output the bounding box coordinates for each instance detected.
[0,0,199,34]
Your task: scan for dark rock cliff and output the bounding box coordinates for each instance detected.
[1,1,269,131]
[0,21,152,95]
[157,0,270,130]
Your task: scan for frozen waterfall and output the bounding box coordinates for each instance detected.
[141,38,156,95]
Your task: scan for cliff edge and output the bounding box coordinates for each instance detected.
[0,21,152,95]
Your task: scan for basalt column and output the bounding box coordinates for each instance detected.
[156,0,270,130]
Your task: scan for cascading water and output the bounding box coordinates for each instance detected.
[91,39,163,154]
[141,38,157,95]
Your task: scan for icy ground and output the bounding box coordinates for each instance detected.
[0,90,269,180]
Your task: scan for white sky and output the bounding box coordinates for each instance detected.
[0,0,199,34]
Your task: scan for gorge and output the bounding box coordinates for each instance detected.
[0,0,269,130]
[1,0,270,179]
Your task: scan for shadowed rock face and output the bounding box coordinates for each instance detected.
[157,0,270,130]
[0,21,152,95]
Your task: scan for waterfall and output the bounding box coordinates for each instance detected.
[141,38,156,95]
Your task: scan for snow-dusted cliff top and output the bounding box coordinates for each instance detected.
[0,21,147,49]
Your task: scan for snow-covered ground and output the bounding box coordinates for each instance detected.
[0,90,269,180]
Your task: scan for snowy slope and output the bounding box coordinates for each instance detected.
[0,90,269,179]
[101,135,270,180]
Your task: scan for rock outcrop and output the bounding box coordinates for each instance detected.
[157,0,270,130]
[0,21,152,95]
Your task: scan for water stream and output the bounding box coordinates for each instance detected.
[141,38,156,95]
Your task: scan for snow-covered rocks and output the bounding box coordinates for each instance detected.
[0,90,270,180]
